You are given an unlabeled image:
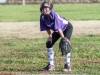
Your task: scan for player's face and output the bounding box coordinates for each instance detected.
[42,3,51,15]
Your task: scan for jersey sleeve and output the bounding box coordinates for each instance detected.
[40,17,49,31]
[54,13,63,30]
[53,12,68,32]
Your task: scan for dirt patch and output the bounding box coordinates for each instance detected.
[0,20,100,38]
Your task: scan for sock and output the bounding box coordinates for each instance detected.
[47,48,54,65]
[65,53,71,66]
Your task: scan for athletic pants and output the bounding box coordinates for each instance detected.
[46,21,73,48]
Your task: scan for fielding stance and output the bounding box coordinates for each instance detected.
[39,0,73,72]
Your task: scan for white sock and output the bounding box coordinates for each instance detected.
[65,53,71,66]
[47,48,54,65]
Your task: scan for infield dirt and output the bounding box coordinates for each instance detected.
[0,20,100,38]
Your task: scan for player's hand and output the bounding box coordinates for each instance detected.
[46,37,52,44]
[62,37,71,45]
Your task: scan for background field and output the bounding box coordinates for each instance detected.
[0,3,100,22]
[0,3,100,75]
[0,34,100,75]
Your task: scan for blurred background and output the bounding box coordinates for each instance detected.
[0,0,100,4]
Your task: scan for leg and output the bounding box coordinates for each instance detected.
[63,21,73,40]
[62,22,73,72]
[46,32,60,48]
[41,32,60,71]
[46,32,60,65]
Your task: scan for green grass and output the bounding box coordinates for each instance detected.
[0,3,100,22]
[0,34,100,74]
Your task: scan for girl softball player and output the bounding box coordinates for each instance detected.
[39,0,73,72]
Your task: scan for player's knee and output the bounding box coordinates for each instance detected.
[46,41,52,48]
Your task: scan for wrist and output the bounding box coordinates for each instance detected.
[61,37,67,40]
[61,36,64,38]
[49,34,52,37]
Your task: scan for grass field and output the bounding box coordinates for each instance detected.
[0,3,100,22]
[0,3,100,75]
[0,35,100,75]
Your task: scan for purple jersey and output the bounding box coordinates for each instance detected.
[40,10,68,32]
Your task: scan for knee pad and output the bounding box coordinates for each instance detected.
[46,41,52,48]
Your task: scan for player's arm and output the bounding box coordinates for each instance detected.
[46,29,52,43]
[58,29,71,45]
[46,29,52,37]
[58,29,64,38]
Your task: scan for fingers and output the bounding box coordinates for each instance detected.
[62,37,71,45]
[67,39,71,45]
